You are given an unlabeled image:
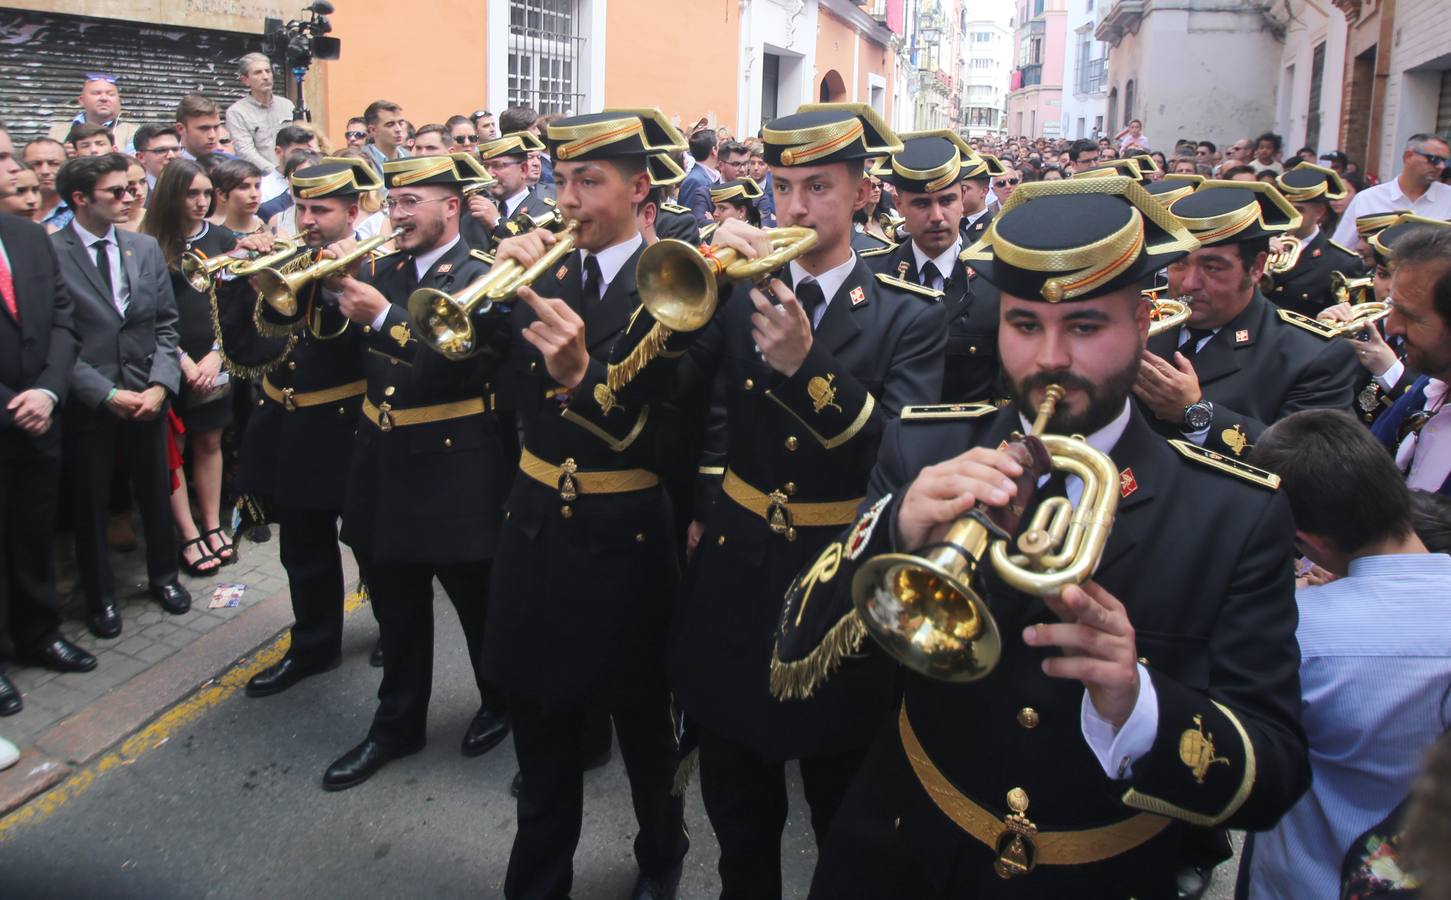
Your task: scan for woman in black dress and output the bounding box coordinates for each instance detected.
[142,160,269,573]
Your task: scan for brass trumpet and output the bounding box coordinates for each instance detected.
[1147,295,1191,336]
[1321,301,1391,338]
[1265,234,1303,275]
[410,222,578,360]
[851,385,1120,682]
[635,226,820,332]
[1330,270,1375,307]
[253,228,404,317]
[231,237,305,278]
[179,252,241,293]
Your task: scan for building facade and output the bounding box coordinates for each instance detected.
[1005,0,1067,138]
[962,13,1013,136]
[1060,0,1108,140]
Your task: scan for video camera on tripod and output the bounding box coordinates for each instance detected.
[262,1,342,121]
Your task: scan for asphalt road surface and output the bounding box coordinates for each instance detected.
[1,594,1241,899]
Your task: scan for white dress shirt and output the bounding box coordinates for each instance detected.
[910,238,962,292]
[499,187,531,221]
[579,232,644,301]
[789,253,858,329]
[1398,378,1451,491]
[71,219,129,314]
[1016,399,1160,778]
[1332,179,1451,248]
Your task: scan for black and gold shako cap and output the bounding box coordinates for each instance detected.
[1167,180,1301,247]
[1144,173,1203,206]
[382,152,496,190]
[1355,208,1408,238]
[960,175,1200,302]
[479,130,546,161]
[869,129,978,193]
[1276,162,1347,203]
[1370,213,1451,266]
[544,108,688,187]
[762,102,903,167]
[291,157,383,199]
[709,177,764,204]
[1071,157,1148,183]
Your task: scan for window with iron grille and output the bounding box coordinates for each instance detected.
[508,0,585,115]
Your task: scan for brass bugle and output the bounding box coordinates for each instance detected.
[254,228,404,317]
[1329,270,1375,307]
[1265,234,1303,275]
[635,226,819,332]
[1146,294,1192,337]
[231,237,306,277]
[410,221,578,360]
[1321,300,1391,338]
[851,384,1121,682]
[179,251,241,293]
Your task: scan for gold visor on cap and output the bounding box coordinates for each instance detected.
[386,156,457,186]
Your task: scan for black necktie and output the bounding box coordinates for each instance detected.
[581,254,603,302]
[403,256,419,293]
[1179,327,1215,359]
[796,279,826,329]
[920,261,942,290]
[93,239,114,300]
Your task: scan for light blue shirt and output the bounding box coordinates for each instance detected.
[1248,553,1451,899]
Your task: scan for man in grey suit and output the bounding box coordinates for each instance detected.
[52,153,189,639]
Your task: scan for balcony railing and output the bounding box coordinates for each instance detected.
[1077,56,1106,94]
[1018,64,1042,87]
[1095,0,1145,45]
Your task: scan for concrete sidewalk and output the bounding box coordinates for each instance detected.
[0,524,356,816]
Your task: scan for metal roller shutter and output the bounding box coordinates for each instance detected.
[0,9,258,145]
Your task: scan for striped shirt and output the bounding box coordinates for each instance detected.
[1248,553,1451,899]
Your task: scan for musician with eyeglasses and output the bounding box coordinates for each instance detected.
[862,131,1003,405]
[210,158,378,697]
[315,152,512,791]
[772,177,1309,898]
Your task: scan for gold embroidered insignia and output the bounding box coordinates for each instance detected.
[389,324,412,347]
[994,788,1038,878]
[593,383,618,415]
[791,542,843,627]
[1221,424,1249,456]
[1179,714,1231,784]
[846,494,891,561]
[807,374,843,414]
[897,261,910,279]
[558,458,579,502]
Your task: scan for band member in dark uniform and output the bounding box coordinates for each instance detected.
[214,158,378,696]
[479,108,691,900]
[465,131,558,252]
[863,131,1002,403]
[1136,180,1360,459]
[773,176,1310,898]
[564,103,947,898]
[321,152,511,791]
[1269,163,1365,317]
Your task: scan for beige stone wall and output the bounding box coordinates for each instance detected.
[5,0,286,34]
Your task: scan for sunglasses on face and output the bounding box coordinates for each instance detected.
[994,177,1021,187]
[454,135,479,145]
[345,131,366,140]
[1413,150,1447,167]
[95,184,139,200]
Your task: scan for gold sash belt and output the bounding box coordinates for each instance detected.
[262,377,366,411]
[361,395,486,431]
[518,448,659,496]
[722,469,861,540]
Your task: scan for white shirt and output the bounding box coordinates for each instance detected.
[71,218,129,314]
[1016,399,1159,779]
[259,169,290,203]
[1331,178,1451,248]
[1400,378,1451,491]
[499,186,531,221]
[789,253,858,329]
[368,235,461,332]
[579,232,644,302]
[910,238,961,292]
[965,207,991,229]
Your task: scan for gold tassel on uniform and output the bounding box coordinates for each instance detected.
[768,610,868,701]
[210,282,296,378]
[606,320,675,393]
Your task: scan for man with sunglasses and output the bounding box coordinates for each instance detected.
[343,118,368,150]
[1332,133,1451,248]
[51,153,187,638]
[992,167,1022,204]
[471,109,498,142]
[445,115,480,157]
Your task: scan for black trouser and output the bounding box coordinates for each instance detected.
[0,433,64,660]
[697,726,867,900]
[273,503,346,668]
[62,405,176,608]
[362,558,503,750]
[505,685,688,900]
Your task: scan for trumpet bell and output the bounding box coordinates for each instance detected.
[1147,296,1191,337]
[179,252,235,293]
[852,552,1001,682]
[408,286,479,360]
[636,239,721,332]
[252,267,306,317]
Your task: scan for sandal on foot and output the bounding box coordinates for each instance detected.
[204,528,238,566]
[179,537,222,577]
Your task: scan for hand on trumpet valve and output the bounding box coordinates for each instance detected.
[516,285,589,390]
[1023,580,1141,728]
[236,232,276,255]
[749,279,813,377]
[895,446,1024,551]
[710,217,775,261]
[1316,301,1355,324]
[335,276,390,325]
[1349,318,1397,374]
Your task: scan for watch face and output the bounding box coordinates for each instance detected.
[1185,404,1212,430]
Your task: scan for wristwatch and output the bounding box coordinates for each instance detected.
[1182,400,1214,432]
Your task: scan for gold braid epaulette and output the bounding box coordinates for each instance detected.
[210,281,297,379]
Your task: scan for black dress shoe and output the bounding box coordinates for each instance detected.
[461,708,510,758]
[87,604,123,639]
[369,638,384,668]
[24,638,98,673]
[322,738,421,792]
[0,673,22,716]
[631,863,683,900]
[245,656,340,698]
[152,581,191,615]
[1176,864,1212,899]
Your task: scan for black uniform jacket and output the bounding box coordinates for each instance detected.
[1144,291,1360,458]
[462,188,557,253]
[568,254,947,759]
[482,240,680,704]
[0,213,77,457]
[338,238,507,565]
[782,402,1310,898]
[1267,229,1365,318]
[864,239,1002,404]
[216,257,366,511]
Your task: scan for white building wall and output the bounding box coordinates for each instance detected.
[963,16,1013,134]
[1061,0,1107,139]
[1376,0,1451,180]
[1273,0,1347,156]
[737,0,821,137]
